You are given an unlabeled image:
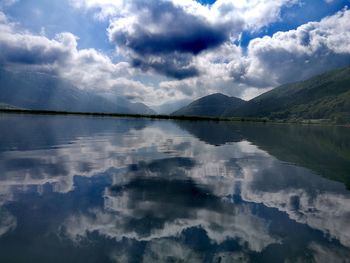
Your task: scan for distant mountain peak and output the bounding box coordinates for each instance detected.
[205,93,229,97]
[172,65,350,123]
[171,93,245,117]
[0,67,155,115]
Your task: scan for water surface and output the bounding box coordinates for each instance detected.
[0,114,349,262]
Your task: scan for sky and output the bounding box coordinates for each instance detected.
[0,0,350,109]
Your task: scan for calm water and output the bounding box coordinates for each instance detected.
[0,115,350,263]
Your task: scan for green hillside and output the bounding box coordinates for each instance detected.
[223,66,350,123]
[172,93,245,117]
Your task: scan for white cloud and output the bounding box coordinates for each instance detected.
[68,0,299,86]
[1,2,350,107]
[71,0,298,32]
[68,0,123,17]
[244,7,350,85]
[0,12,168,104]
[208,0,299,31]
[155,8,350,103]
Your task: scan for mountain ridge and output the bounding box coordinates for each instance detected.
[0,68,155,115]
[172,65,350,124]
[171,93,245,117]
[223,66,350,122]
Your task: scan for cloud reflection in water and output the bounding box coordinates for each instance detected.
[0,116,349,262]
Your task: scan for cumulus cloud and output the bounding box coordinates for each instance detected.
[0,30,75,65]
[71,0,297,80]
[156,7,350,101]
[107,1,230,55]
[2,1,350,106]
[68,1,350,103]
[244,7,350,86]
[0,12,165,104]
[71,0,297,31]
[106,0,234,79]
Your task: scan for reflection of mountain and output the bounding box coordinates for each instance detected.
[242,124,350,189]
[176,121,350,188]
[175,120,243,145]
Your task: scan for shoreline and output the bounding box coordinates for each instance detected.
[0,108,268,122]
[0,108,348,127]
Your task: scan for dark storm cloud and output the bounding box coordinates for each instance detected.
[0,20,75,66]
[108,0,231,79]
[132,53,199,79]
[0,43,70,65]
[111,19,227,56]
[109,0,229,55]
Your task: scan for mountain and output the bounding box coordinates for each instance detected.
[0,68,154,114]
[223,66,350,123]
[130,102,156,115]
[174,121,350,189]
[171,93,245,117]
[104,96,156,115]
[175,120,243,146]
[152,99,192,115]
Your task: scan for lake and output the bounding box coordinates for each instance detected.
[0,114,349,263]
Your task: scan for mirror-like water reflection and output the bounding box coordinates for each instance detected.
[0,114,349,263]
